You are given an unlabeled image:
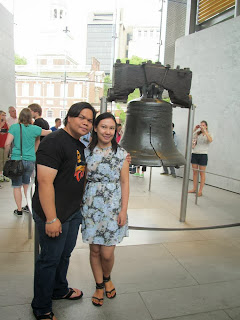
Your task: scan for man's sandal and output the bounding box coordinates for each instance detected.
[92,282,104,307]
[33,311,55,320]
[52,288,83,300]
[103,275,116,299]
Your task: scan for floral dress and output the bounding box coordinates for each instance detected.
[81,145,129,246]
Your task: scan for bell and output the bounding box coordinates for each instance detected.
[120,97,186,167]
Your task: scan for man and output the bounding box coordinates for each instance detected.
[116,123,122,143]
[28,103,50,140]
[7,106,18,127]
[50,118,61,132]
[161,123,177,178]
[31,102,96,320]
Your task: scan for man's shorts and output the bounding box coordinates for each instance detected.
[191,153,208,166]
[11,160,35,187]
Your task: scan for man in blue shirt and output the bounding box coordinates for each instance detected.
[50,118,62,132]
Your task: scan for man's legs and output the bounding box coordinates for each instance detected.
[169,166,176,177]
[52,210,82,297]
[32,210,82,316]
[161,166,169,175]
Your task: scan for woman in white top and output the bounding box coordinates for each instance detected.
[188,120,213,196]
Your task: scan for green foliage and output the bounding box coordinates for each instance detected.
[120,55,147,65]
[104,75,112,97]
[116,104,126,124]
[15,54,27,65]
[127,88,140,102]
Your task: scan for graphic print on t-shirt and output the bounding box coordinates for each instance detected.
[74,150,85,182]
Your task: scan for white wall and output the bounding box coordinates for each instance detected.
[0,4,16,112]
[173,16,240,193]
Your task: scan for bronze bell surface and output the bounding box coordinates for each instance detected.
[120,97,186,167]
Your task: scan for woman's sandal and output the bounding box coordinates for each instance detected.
[103,275,116,299]
[52,287,83,300]
[92,282,104,307]
[33,311,55,320]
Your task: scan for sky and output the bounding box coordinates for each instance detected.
[1,0,162,64]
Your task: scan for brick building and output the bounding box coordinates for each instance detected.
[15,55,104,126]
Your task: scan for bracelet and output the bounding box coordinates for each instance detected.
[45,217,58,224]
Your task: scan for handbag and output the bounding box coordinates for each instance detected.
[3,124,24,178]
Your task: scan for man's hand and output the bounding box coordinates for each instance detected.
[126,153,131,164]
[45,219,62,238]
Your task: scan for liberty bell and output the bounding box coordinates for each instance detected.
[119,96,186,167]
[107,60,192,167]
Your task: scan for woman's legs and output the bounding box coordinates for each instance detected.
[90,244,104,305]
[100,245,116,298]
[13,187,22,211]
[188,164,199,193]
[198,165,206,195]
[89,244,116,304]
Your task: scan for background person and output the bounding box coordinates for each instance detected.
[0,111,10,183]
[7,106,18,127]
[28,103,50,150]
[81,112,129,307]
[188,120,213,196]
[161,123,177,178]
[50,118,61,132]
[116,123,122,143]
[4,108,51,216]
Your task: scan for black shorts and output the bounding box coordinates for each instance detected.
[191,153,208,166]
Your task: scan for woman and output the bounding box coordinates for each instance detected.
[0,110,10,185]
[4,108,51,216]
[81,112,129,307]
[188,120,213,196]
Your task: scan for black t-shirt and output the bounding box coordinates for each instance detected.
[32,129,86,223]
[34,118,50,141]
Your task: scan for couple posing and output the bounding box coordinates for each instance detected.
[32,102,129,320]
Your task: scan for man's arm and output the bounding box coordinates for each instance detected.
[37,164,62,237]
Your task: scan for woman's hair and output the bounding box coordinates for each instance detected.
[63,102,96,126]
[89,112,118,153]
[197,120,208,135]
[18,108,32,125]
[28,103,42,116]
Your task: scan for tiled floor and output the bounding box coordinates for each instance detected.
[1,167,240,320]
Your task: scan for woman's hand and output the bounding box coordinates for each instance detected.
[45,218,62,237]
[117,210,127,227]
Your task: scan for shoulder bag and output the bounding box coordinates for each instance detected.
[3,124,24,178]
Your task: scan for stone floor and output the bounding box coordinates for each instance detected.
[1,168,240,320]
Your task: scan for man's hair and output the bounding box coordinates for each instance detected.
[117,123,122,128]
[55,118,61,123]
[18,108,32,125]
[8,106,16,111]
[64,102,96,126]
[28,103,42,116]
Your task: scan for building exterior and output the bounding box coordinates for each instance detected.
[174,0,239,193]
[86,10,127,75]
[0,3,15,111]
[15,55,104,126]
[127,26,160,61]
[164,0,187,67]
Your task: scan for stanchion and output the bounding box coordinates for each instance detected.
[180,104,196,222]
[149,167,153,191]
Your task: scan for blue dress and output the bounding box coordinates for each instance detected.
[81,145,129,246]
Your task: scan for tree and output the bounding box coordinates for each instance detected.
[15,54,27,65]
[103,75,112,97]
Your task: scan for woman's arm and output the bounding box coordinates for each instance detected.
[204,130,213,142]
[118,159,129,227]
[41,129,52,136]
[4,133,14,158]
